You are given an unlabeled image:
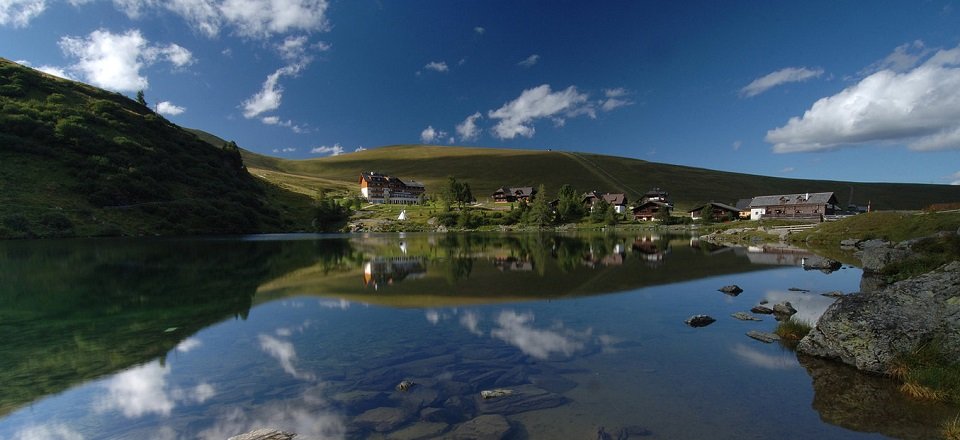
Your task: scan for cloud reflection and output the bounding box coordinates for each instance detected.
[459,311,483,336]
[763,290,837,323]
[731,344,799,370]
[197,385,345,440]
[13,423,84,440]
[175,337,202,353]
[258,334,316,381]
[94,361,215,418]
[491,310,585,359]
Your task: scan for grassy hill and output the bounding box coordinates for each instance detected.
[0,58,313,238]
[229,143,960,212]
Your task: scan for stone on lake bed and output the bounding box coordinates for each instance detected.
[751,305,774,314]
[731,312,762,321]
[480,389,513,399]
[228,429,295,440]
[477,385,567,415]
[685,314,716,327]
[746,330,781,343]
[396,380,414,391]
[718,285,743,295]
[387,421,449,440]
[354,406,413,432]
[821,290,844,298]
[448,414,512,440]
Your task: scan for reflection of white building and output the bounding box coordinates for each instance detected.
[741,246,814,266]
[494,257,534,272]
[363,256,427,289]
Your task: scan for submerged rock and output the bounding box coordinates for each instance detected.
[480,389,513,399]
[798,261,960,374]
[477,385,567,415]
[731,312,762,321]
[746,330,781,343]
[685,315,716,327]
[228,429,296,440]
[388,421,449,440]
[821,290,845,298]
[449,414,512,440]
[353,406,413,432]
[395,380,414,392]
[788,287,810,292]
[718,285,743,295]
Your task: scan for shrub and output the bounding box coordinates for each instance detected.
[2,214,30,232]
[40,212,73,232]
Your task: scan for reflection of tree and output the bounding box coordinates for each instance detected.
[0,238,347,417]
[446,256,474,283]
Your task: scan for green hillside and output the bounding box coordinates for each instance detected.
[234,143,960,211]
[0,58,313,238]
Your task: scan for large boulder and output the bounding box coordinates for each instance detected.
[797,261,960,374]
[856,245,911,273]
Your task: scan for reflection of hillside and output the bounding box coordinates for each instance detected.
[0,238,346,418]
[363,256,427,289]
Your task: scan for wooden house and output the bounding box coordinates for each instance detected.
[582,191,629,214]
[632,201,671,221]
[748,192,839,221]
[734,198,753,220]
[688,202,741,222]
[359,172,426,204]
[492,186,537,203]
[641,187,669,203]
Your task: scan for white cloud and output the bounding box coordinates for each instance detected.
[731,344,799,370]
[95,361,214,418]
[741,66,824,97]
[767,44,960,153]
[0,0,47,27]
[455,112,482,142]
[15,59,73,79]
[600,87,632,111]
[12,423,85,440]
[517,54,539,68]
[732,140,742,151]
[423,61,448,73]
[861,40,930,74]
[175,337,202,352]
[258,334,315,381]
[58,29,193,92]
[473,26,484,34]
[420,125,447,143]
[952,171,960,185]
[110,0,157,19]
[780,167,795,173]
[354,146,366,152]
[271,146,296,153]
[310,144,343,156]
[156,100,186,115]
[241,62,304,118]
[166,0,222,37]
[277,35,309,61]
[459,311,482,336]
[220,0,330,38]
[490,310,585,359]
[488,84,591,140]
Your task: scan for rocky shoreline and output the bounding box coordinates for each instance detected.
[797,233,960,375]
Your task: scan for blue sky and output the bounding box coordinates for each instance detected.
[2,0,960,184]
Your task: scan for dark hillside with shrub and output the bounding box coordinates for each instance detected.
[0,58,312,238]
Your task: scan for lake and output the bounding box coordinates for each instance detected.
[0,232,953,439]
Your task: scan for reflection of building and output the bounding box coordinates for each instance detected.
[359,172,426,204]
[738,246,814,266]
[632,188,673,221]
[582,191,629,214]
[632,235,670,265]
[363,256,427,289]
[493,256,534,271]
[582,242,627,267]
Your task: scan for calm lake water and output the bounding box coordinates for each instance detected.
[0,232,954,440]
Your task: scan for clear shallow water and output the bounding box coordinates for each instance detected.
[0,233,953,439]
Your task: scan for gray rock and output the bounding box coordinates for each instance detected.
[685,314,716,327]
[821,290,845,298]
[731,312,762,321]
[803,257,842,273]
[387,421,448,440]
[354,407,414,432]
[798,261,960,374]
[718,285,743,295]
[476,384,567,415]
[751,305,774,314]
[772,301,798,316]
[788,287,810,292]
[746,331,781,343]
[529,374,578,394]
[448,414,512,440]
[857,246,911,272]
